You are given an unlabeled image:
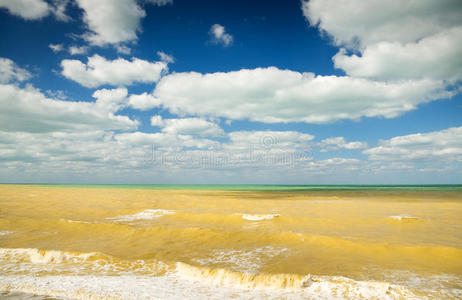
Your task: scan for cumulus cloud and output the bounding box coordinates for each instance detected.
[0,58,32,84]
[50,0,71,22]
[0,83,138,133]
[364,126,462,161]
[302,0,462,48]
[209,24,233,47]
[0,0,69,21]
[115,131,219,150]
[333,26,462,82]
[152,67,452,124]
[150,116,224,137]
[318,137,367,151]
[157,51,175,63]
[143,0,173,6]
[0,0,49,20]
[303,0,462,83]
[76,0,145,46]
[61,54,168,88]
[49,43,64,53]
[75,0,172,47]
[68,45,89,55]
[226,131,314,150]
[128,92,158,110]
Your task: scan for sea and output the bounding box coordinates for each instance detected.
[0,184,461,299]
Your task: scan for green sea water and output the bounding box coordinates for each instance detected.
[7,184,462,191]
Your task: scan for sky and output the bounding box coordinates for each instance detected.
[0,0,461,184]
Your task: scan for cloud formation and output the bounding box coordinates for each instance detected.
[76,0,171,47]
[302,0,462,48]
[0,57,31,83]
[61,54,168,88]
[303,0,462,83]
[151,116,224,137]
[152,67,451,123]
[0,0,50,20]
[0,0,69,21]
[0,84,138,133]
[364,126,462,161]
[318,137,367,151]
[209,24,233,47]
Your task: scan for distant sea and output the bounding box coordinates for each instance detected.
[19,183,462,191]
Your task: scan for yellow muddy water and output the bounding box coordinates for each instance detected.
[0,185,461,299]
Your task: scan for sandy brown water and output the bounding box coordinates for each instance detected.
[0,185,461,299]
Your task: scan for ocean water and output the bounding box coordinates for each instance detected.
[0,184,461,299]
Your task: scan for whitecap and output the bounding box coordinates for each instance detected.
[388,215,420,221]
[241,214,280,221]
[0,231,14,236]
[108,209,175,222]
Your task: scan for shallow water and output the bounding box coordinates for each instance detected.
[0,185,461,299]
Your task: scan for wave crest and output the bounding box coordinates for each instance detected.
[241,214,280,221]
[107,209,176,222]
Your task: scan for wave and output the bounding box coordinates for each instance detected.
[107,209,176,222]
[0,231,14,236]
[0,268,427,300]
[176,262,426,298]
[388,215,421,221]
[241,214,280,221]
[0,248,169,276]
[60,219,95,224]
[192,246,289,273]
[0,247,461,299]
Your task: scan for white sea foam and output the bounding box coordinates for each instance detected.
[388,215,420,221]
[193,246,289,273]
[0,248,168,276]
[0,271,432,300]
[0,230,14,236]
[108,209,175,222]
[0,247,460,299]
[60,218,94,224]
[241,214,280,221]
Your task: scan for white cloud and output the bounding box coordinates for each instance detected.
[128,92,158,110]
[303,0,462,84]
[226,131,314,150]
[150,115,163,126]
[209,24,233,47]
[318,137,367,151]
[0,83,138,133]
[92,87,129,112]
[143,0,173,6]
[115,131,219,150]
[115,44,132,55]
[50,0,70,22]
[157,51,175,63]
[75,0,171,47]
[0,0,49,20]
[333,26,462,82]
[49,43,64,53]
[0,0,70,21]
[152,67,452,124]
[0,58,31,84]
[76,0,145,46]
[302,0,462,49]
[61,54,168,88]
[364,126,462,161]
[150,116,224,137]
[69,45,89,55]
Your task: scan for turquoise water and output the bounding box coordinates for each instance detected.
[7,184,462,191]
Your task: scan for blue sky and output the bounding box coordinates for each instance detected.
[0,0,461,184]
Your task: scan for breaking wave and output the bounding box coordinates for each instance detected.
[241,214,280,221]
[107,209,176,222]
